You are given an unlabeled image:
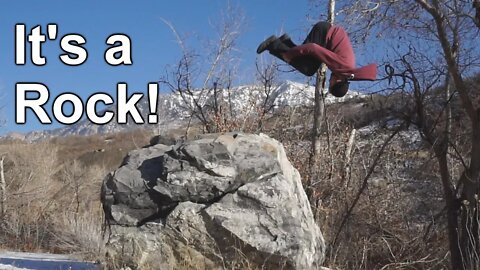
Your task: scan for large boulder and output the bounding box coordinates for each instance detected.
[101,133,325,270]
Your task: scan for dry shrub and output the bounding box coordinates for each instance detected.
[0,140,108,260]
[50,160,107,258]
[266,101,450,269]
[0,93,460,269]
[0,142,59,250]
[52,209,105,261]
[206,87,279,134]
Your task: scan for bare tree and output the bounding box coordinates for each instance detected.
[316,1,480,268]
[0,156,5,218]
[255,58,280,131]
[160,4,244,133]
[473,0,480,28]
[306,0,336,204]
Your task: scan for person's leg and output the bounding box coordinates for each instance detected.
[273,21,333,76]
[303,21,331,46]
[279,34,296,48]
[258,38,317,77]
[287,21,332,75]
[258,33,319,76]
[256,35,291,55]
[256,35,277,54]
[285,54,320,76]
[256,21,331,77]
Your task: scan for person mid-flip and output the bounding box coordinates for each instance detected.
[256,21,377,97]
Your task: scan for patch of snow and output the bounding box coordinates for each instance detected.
[0,264,34,270]
[0,252,74,262]
[385,118,403,129]
[357,123,379,136]
[398,127,423,149]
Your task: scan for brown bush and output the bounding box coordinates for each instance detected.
[0,129,151,259]
[0,97,459,269]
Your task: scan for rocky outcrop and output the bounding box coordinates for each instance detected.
[101,133,324,270]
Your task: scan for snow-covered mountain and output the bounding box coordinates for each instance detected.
[4,81,366,142]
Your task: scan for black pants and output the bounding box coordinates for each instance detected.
[279,21,331,76]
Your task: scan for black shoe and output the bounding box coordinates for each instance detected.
[279,34,297,48]
[267,38,291,57]
[256,35,277,54]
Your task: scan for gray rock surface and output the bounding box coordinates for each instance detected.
[101,133,325,270]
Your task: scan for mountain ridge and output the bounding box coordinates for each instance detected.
[3,81,366,142]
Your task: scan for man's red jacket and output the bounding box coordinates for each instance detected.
[283,25,377,81]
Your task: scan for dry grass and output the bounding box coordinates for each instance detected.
[269,102,452,270]
[0,129,152,259]
[0,95,463,269]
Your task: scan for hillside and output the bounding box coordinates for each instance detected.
[3,81,366,142]
[0,80,455,269]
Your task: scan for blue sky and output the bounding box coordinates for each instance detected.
[0,0,362,134]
